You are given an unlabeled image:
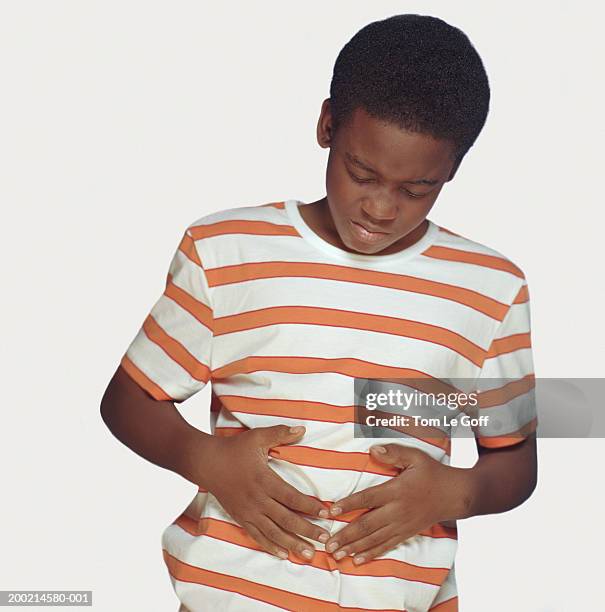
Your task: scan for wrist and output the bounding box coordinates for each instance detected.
[175,426,220,486]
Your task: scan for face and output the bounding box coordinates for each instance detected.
[315,99,460,255]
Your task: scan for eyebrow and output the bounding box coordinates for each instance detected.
[345,152,439,186]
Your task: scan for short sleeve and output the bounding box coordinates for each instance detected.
[119,228,214,403]
[471,280,537,448]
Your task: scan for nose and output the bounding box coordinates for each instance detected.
[360,200,398,225]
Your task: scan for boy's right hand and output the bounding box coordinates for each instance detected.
[195,424,331,561]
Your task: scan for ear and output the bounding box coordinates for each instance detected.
[316,98,333,149]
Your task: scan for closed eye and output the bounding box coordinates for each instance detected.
[348,171,426,199]
[349,172,374,184]
[401,189,425,199]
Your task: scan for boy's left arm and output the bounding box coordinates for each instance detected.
[323,434,537,564]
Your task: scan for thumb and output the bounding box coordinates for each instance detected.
[369,443,418,469]
[260,424,306,449]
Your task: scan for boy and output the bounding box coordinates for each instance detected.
[101,13,537,612]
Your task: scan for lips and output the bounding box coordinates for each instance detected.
[353,220,389,234]
[349,219,390,244]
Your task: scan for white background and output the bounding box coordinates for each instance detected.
[1,2,603,611]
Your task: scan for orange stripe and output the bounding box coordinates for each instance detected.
[486,332,531,358]
[164,548,407,611]
[218,395,355,424]
[212,356,463,392]
[478,374,535,408]
[165,274,213,330]
[179,231,202,266]
[212,428,420,473]
[430,596,459,611]
[213,305,485,366]
[514,284,529,303]
[268,445,399,476]
[215,395,450,453]
[423,246,524,278]
[478,416,538,448]
[120,354,172,401]
[189,219,299,240]
[261,201,285,209]
[171,515,450,586]
[205,262,509,320]
[142,314,210,382]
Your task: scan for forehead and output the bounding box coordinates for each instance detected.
[337,106,455,180]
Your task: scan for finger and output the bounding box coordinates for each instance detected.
[264,469,330,518]
[256,424,307,451]
[241,520,289,560]
[255,514,319,561]
[330,525,395,561]
[264,497,330,544]
[369,443,423,470]
[329,481,393,517]
[349,534,403,565]
[325,507,388,554]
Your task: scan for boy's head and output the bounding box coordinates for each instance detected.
[314,14,490,255]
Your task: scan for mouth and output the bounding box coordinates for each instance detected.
[349,219,390,244]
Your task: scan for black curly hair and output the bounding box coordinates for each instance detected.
[329,14,490,165]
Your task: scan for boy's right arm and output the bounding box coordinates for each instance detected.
[100,364,330,560]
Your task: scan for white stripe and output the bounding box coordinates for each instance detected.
[213,411,449,461]
[189,202,287,226]
[428,563,458,609]
[210,274,497,345]
[174,579,286,611]
[478,349,534,380]
[202,229,522,304]
[125,329,208,400]
[211,323,480,374]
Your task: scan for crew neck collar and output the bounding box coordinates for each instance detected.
[284,199,439,264]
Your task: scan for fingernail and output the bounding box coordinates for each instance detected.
[371,445,386,454]
[302,548,314,559]
[318,533,329,543]
[334,550,346,560]
[326,541,339,553]
[330,506,342,516]
[318,508,329,518]
[289,426,305,434]
[353,555,365,564]
[277,550,288,559]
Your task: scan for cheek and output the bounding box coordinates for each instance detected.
[326,157,353,198]
[401,203,436,231]
[417,195,440,219]
[416,199,438,217]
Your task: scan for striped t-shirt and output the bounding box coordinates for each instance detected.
[120,199,537,612]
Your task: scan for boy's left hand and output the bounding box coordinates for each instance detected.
[324,444,470,565]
